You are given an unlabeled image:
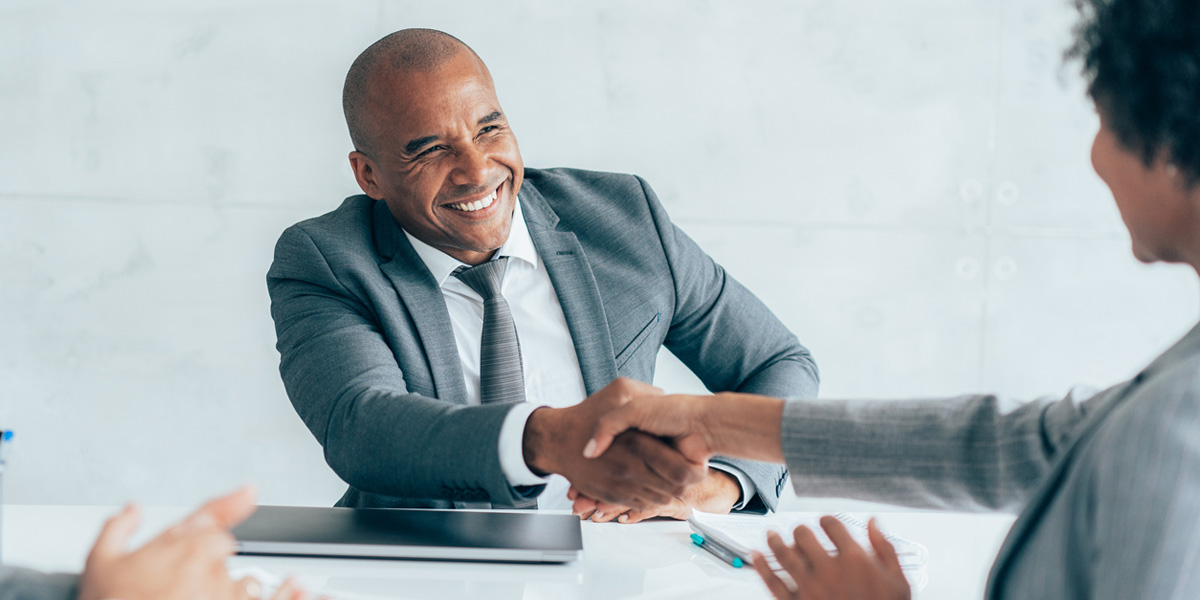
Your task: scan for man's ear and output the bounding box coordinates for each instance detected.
[348,151,384,200]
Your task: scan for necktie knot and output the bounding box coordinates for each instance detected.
[453,257,509,300]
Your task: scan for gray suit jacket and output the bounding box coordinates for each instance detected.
[268,167,818,510]
[780,322,1200,599]
[0,567,78,600]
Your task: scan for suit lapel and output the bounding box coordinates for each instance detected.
[519,182,619,395]
[372,200,469,404]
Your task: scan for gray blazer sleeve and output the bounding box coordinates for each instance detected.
[779,385,1118,511]
[0,567,78,600]
[268,226,537,506]
[640,176,820,512]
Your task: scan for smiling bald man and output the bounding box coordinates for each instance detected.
[266,29,819,519]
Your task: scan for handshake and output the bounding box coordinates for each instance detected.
[521,378,785,523]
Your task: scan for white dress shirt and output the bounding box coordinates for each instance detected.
[402,196,754,510]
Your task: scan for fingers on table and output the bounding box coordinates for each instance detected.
[616,508,654,524]
[571,496,599,516]
[751,550,795,600]
[590,506,630,523]
[868,517,903,572]
[767,529,813,581]
[816,516,864,556]
[235,576,262,600]
[271,576,308,600]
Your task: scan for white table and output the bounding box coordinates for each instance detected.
[2,506,1014,600]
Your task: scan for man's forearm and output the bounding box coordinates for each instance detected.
[321,389,525,503]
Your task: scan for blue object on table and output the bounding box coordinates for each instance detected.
[691,532,744,568]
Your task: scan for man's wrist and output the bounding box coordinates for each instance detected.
[522,406,560,476]
[498,403,550,487]
[708,468,742,507]
[707,463,754,510]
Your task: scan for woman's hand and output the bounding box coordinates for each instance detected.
[752,516,911,600]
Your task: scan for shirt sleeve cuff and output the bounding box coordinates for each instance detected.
[498,402,552,487]
[708,462,756,511]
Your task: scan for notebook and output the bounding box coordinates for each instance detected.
[687,511,928,590]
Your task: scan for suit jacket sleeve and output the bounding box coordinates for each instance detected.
[268,225,539,505]
[0,567,79,600]
[778,384,1119,511]
[638,176,820,512]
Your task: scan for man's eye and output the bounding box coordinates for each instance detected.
[481,125,499,134]
[417,145,445,158]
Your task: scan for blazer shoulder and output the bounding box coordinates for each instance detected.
[1128,353,1200,419]
[525,167,647,202]
[524,166,643,189]
[523,167,657,227]
[280,195,376,243]
[1088,355,1200,473]
[268,194,383,281]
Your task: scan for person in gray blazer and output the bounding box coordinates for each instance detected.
[0,487,311,600]
[266,29,819,519]
[581,0,1200,597]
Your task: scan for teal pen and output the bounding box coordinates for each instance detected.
[690,533,744,568]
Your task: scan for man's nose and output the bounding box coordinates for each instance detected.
[450,143,490,187]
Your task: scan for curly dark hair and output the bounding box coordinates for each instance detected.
[1068,0,1200,184]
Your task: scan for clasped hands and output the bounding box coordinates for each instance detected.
[522,378,740,523]
[541,379,911,600]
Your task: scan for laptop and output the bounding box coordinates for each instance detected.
[232,506,583,564]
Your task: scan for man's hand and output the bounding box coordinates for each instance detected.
[523,378,707,509]
[583,392,786,465]
[79,486,316,600]
[752,516,911,600]
[568,467,743,523]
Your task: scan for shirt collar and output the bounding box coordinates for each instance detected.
[402,195,540,288]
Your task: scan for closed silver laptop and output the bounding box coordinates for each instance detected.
[233,506,583,564]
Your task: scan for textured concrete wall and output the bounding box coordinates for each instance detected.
[2,0,1196,518]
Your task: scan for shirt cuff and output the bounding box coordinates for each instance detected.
[708,462,756,511]
[497,402,551,487]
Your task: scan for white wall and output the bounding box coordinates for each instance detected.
[1,0,1196,510]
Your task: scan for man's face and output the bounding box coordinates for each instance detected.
[1090,105,1193,264]
[352,51,524,265]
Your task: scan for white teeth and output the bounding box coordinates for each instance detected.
[449,190,498,212]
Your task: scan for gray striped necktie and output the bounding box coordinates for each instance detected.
[453,257,526,404]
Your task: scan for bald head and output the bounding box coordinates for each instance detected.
[343,29,480,155]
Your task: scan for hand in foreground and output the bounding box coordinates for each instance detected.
[79,486,316,600]
[523,378,708,509]
[567,467,742,523]
[752,516,911,600]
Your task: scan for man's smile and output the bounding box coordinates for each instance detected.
[445,188,497,212]
[439,180,510,222]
